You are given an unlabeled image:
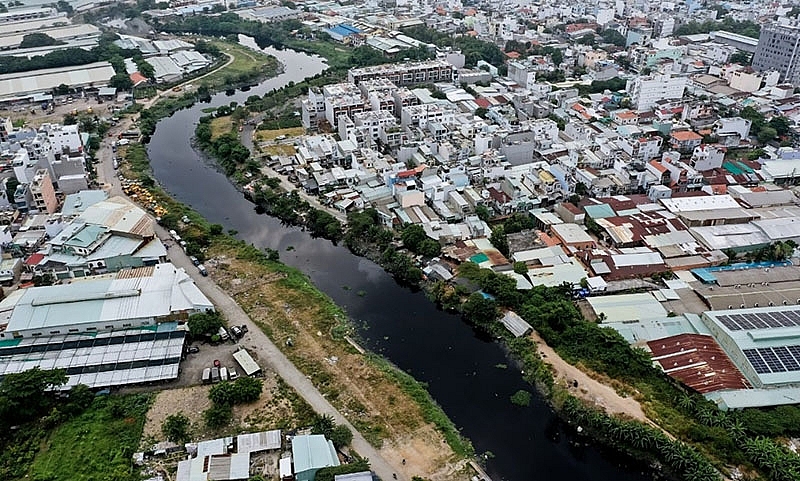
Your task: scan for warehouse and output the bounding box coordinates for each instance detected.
[702,306,800,390]
[0,263,213,338]
[0,61,115,102]
[0,263,212,388]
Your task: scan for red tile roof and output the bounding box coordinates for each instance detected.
[671,130,703,142]
[130,72,148,86]
[648,334,750,394]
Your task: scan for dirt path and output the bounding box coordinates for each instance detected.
[530,330,648,422]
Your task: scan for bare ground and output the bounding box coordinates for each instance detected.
[208,247,468,481]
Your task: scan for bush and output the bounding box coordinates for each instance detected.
[208,377,263,406]
[162,412,191,443]
[204,404,232,429]
[510,390,532,407]
[187,312,224,337]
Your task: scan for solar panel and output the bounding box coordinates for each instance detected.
[744,349,771,374]
[773,347,800,371]
[749,314,771,329]
[717,315,742,331]
[788,345,800,362]
[737,315,757,330]
[758,348,788,373]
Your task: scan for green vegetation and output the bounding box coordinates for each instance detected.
[315,458,371,481]
[600,29,626,47]
[674,18,760,38]
[208,377,264,406]
[510,390,532,407]
[29,393,153,481]
[19,33,61,49]
[453,262,800,480]
[371,355,474,457]
[187,311,225,337]
[193,39,280,91]
[400,224,441,257]
[161,412,192,444]
[504,39,564,67]
[196,117,252,176]
[0,32,136,76]
[311,414,353,449]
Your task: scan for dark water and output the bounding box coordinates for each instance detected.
[147,38,653,481]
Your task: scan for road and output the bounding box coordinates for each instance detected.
[95,70,405,481]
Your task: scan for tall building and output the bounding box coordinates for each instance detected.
[626,74,687,112]
[753,24,800,85]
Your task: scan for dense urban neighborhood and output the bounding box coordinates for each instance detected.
[2,0,800,481]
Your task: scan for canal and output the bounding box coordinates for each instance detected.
[147,38,653,481]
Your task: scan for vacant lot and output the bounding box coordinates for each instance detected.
[200,40,279,90]
[210,116,233,140]
[206,243,469,480]
[140,374,315,448]
[255,126,304,141]
[29,394,153,481]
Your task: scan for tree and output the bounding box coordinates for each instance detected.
[162,412,192,443]
[729,50,752,66]
[475,107,488,119]
[768,116,792,137]
[462,292,498,327]
[758,126,777,144]
[0,368,67,426]
[475,204,491,222]
[601,29,626,47]
[489,225,509,257]
[513,262,528,275]
[577,33,596,45]
[20,33,60,49]
[187,311,224,337]
[204,403,232,429]
[5,177,18,204]
[329,424,353,448]
[109,73,133,91]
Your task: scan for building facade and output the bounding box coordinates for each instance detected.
[753,24,800,85]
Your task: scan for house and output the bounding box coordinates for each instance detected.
[670,130,703,153]
[551,223,595,250]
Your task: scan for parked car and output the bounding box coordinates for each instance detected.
[211,367,220,383]
[188,346,200,354]
[213,359,221,368]
[217,326,229,341]
[220,366,228,382]
[189,256,200,266]
[231,326,243,338]
[229,368,239,380]
[197,264,208,276]
[202,368,211,384]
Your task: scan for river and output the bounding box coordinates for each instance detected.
[147,37,654,481]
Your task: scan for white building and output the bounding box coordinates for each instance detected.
[626,74,688,112]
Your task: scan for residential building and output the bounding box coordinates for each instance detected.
[753,23,800,85]
[626,74,688,112]
[30,169,57,214]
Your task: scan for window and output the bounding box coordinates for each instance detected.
[86,327,97,331]
[31,332,42,337]
[49,330,60,335]
[105,325,114,330]
[123,323,131,327]
[69,328,79,333]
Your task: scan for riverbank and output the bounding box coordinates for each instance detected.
[110,58,477,481]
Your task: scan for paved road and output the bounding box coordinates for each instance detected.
[95,78,404,481]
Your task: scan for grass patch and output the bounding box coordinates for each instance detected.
[370,354,475,458]
[200,40,280,90]
[254,126,305,141]
[210,116,233,140]
[29,394,153,481]
[263,144,297,157]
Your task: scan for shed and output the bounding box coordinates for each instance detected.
[237,430,281,453]
[499,310,533,337]
[279,456,293,481]
[233,349,261,376]
[291,435,340,481]
[335,472,373,481]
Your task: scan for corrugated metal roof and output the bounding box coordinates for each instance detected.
[237,430,282,453]
[0,61,114,100]
[500,311,532,337]
[648,334,750,394]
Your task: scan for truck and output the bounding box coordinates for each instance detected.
[202,368,211,384]
[211,366,220,383]
[217,326,229,341]
[220,366,228,382]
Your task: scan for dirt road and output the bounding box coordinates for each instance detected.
[95,96,407,481]
[530,330,649,422]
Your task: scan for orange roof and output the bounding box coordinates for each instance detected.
[671,130,703,141]
[649,160,668,173]
[616,111,638,119]
[505,51,521,59]
[130,72,148,86]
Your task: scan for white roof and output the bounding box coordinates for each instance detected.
[233,349,261,376]
[660,194,739,213]
[0,61,115,101]
[588,293,667,323]
[4,264,213,333]
[78,196,154,238]
[552,223,594,243]
[237,430,282,453]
